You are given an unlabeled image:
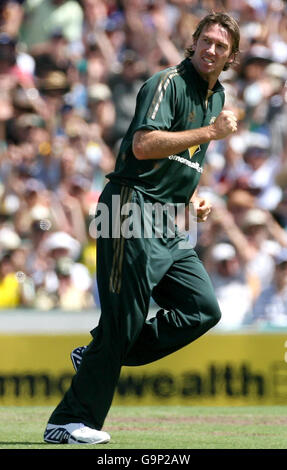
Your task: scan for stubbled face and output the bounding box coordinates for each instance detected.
[191,23,234,87]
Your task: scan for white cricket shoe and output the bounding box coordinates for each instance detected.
[44,422,110,444]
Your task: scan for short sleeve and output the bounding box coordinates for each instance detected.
[132,71,176,133]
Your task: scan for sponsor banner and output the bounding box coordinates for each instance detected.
[0,332,286,405]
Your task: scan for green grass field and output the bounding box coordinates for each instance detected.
[0,405,287,450]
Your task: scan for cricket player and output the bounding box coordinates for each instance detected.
[44,12,240,444]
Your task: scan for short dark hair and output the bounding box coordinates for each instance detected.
[185,12,240,71]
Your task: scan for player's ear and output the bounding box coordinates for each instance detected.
[226,52,235,66]
[191,40,197,51]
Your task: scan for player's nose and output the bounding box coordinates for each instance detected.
[206,43,216,55]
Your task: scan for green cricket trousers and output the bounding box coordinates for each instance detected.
[48,182,221,430]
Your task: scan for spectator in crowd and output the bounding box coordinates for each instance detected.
[108,49,148,146]
[0,1,25,39]
[208,242,253,330]
[240,133,282,211]
[30,231,93,310]
[209,205,287,300]
[0,252,22,308]
[252,249,287,328]
[19,0,84,49]
[53,255,94,310]
[226,188,256,226]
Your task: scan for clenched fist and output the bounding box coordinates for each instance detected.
[192,196,212,223]
[210,110,238,140]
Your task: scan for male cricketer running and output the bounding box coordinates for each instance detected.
[44,12,240,444]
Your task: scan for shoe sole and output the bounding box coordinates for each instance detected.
[44,436,110,444]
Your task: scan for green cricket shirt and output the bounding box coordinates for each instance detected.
[107,58,225,205]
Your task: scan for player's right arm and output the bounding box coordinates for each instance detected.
[133,110,237,160]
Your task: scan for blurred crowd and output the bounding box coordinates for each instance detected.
[0,0,287,330]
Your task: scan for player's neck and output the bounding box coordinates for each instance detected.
[190,57,218,90]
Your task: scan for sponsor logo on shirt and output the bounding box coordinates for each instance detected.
[168,155,203,173]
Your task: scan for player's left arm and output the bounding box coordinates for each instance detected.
[190,189,212,223]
